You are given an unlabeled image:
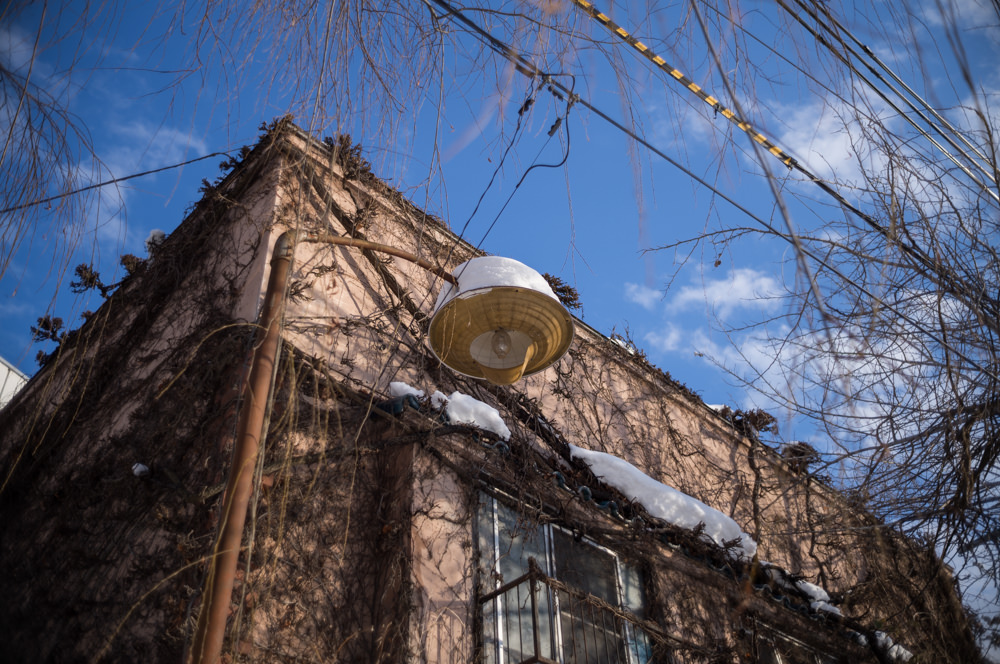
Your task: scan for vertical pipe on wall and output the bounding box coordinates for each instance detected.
[188,230,296,664]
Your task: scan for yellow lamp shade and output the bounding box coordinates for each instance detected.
[429,257,574,385]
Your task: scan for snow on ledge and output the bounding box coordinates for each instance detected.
[433,256,558,313]
[810,600,842,616]
[441,392,511,441]
[875,632,913,662]
[570,444,757,560]
[390,381,425,399]
[795,578,830,603]
[388,382,511,441]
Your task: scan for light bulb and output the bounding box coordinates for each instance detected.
[491,328,512,359]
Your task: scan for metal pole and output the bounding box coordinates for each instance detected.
[188,230,297,664]
[187,230,457,663]
[305,232,457,285]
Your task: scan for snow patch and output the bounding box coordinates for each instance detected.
[611,337,636,354]
[795,579,830,603]
[433,256,557,313]
[874,632,913,662]
[389,381,424,399]
[438,391,511,441]
[810,600,842,616]
[431,390,449,409]
[794,578,841,614]
[569,445,757,560]
[385,382,511,440]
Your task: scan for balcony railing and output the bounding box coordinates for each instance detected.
[479,560,671,664]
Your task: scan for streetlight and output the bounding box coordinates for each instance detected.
[188,230,574,664]
[430,255,575,385]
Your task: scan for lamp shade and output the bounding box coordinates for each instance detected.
[429,257,574,385]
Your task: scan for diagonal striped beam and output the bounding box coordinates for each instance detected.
[572,0,797,167]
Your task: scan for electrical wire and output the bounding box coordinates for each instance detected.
[793,0,997,184]
[454,81,540,245]
[425,0,772,238]
[566,0,999,331]
[0,151,233,215]
[424,0,1000,385]
[776,0,999,202]
[475,94,574,249]
[571,0,798,168]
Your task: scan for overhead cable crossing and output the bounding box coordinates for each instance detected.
[423,0,766,230]
[424,0,1000,361]
[792,0,997,184]
[569,0,999,326]
[778,0,999,202]
[571,0,797,169]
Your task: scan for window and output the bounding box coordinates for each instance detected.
[746,626,843,664]
[478,494,655,664]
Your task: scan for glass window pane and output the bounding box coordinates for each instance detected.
[551,527,618,604]
[620,562,645,618]
[479,496,658,664]
[497,500,547,582]
[480,497,555,662]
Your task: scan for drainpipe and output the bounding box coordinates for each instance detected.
[188,230,297,664]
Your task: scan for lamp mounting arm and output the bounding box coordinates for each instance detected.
[304,231,457,285]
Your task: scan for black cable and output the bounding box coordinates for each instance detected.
[476,90,575,249]
[778,0,999,200]
[455,81,540,244]
[425,0,772,235]
[0,151,233,215]
[569,0,999,331]
[425,0,1000,384]
[803,0,997,179]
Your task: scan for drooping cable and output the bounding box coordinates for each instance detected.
[424,0,771,239]
[423,0,999,385]
[0,151,233,215]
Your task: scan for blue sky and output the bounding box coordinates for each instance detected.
[1,0,996,432]
[2,0,999,654]
[1,1,996,429]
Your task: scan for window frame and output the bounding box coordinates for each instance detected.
[744,622,845,664]
[477,492,654,664]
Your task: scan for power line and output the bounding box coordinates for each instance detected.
[572,0,799,169]
[793,0,997,185]
[0,151,232,216]
[423,0,1000,384]
[423,0,772,234]
[567,0,999,331]
[777,0,999,202]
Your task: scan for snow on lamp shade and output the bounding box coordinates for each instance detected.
[429,256,574,385]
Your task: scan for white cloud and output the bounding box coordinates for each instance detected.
[775,97,879,186]
[670,267,782,319]
[0,23,44,76]
[106,122,209,179]
[625,281,661,310]
[643,322,683,352]
[920,0,997,30]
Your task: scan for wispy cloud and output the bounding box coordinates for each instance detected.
[643,322,683,353]
[0,22,46,77]
[670,267,783,319]
[624,282,661,310]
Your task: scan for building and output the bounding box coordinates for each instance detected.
[0,120,982,663]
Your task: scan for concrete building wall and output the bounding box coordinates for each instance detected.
[0,122,979,663]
